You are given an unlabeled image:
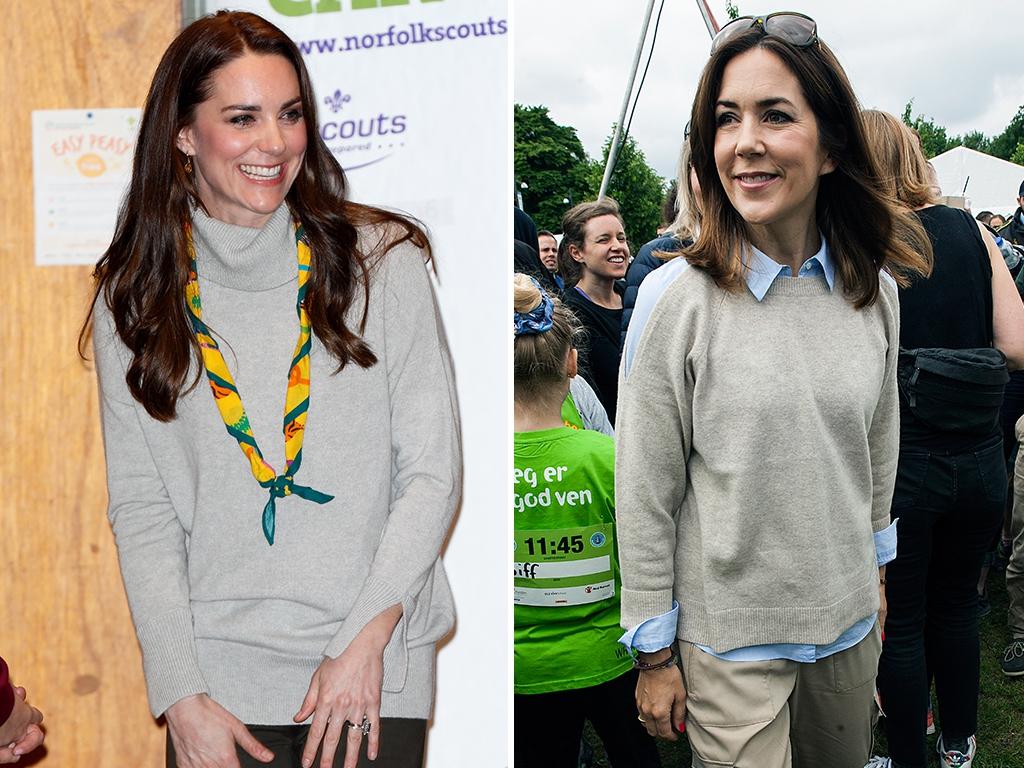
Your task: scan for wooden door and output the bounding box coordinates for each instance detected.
[0,3,179,764]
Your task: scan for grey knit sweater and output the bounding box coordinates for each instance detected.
[94,204,461,724]
[615,263,899,652]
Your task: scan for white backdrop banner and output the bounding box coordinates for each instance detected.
[202,2,508,764]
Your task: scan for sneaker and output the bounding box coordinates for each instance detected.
[864,757,892,768]
[936,733,977,768]
[926,698,936,735]
[1000,639,1024,676]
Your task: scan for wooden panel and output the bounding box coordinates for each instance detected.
[0,3,179,764]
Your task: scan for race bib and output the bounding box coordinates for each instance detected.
[513,524,615,607]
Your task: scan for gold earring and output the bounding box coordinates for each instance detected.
[184,155,193,174]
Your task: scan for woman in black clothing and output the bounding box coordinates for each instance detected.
[557,199,629,423]
[863,110,1024,768]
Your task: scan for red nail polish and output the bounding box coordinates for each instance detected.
[678,721,686,732]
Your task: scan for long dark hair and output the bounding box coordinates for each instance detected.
[686,30,931,308]
[81,11,429,421]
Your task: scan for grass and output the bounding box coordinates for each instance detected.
[583,573,1024,767]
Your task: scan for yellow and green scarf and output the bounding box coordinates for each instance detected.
[185,222,333,545]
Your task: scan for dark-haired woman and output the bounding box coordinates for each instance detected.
[614,14,932,768]
[86,11,459,768]
[558,199,629,424]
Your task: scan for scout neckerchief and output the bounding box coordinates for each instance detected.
[185,221,333,545]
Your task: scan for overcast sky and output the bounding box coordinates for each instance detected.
[514,1,1023,182]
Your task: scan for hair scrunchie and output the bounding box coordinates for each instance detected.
[513,277,554,336]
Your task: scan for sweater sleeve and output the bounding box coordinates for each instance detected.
[614,272,695,629]
[323,242,462,661]
[867,276,901,533]
[93,304,209,717]
[0,656,13,728]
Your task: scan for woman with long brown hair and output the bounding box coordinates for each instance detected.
[84,11,460,768]
[614,14,932,768]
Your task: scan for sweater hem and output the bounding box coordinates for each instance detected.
[676,581,880,653]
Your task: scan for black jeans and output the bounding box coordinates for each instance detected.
[877,435,1005,767]
[514,668,661,768]
[166,718,426,768]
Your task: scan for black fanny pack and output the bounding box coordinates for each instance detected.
[897,347,1009,435]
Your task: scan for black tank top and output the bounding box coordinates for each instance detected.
[899,205,995,448]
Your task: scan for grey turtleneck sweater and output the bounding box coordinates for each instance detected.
[93,204,461,724]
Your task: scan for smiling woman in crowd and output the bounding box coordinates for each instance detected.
[557,199,630,423]
[84,11,460,768]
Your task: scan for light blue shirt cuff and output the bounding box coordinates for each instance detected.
[618,601,679,653]
[875,518,898,567]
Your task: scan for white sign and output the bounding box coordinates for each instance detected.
[32,109,140,266]
[202,2,508,765]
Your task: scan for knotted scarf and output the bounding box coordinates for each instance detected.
[185,221,333,545]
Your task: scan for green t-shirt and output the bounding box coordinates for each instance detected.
[513,427,633,694]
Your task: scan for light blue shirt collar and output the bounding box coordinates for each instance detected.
[743,236,835,302]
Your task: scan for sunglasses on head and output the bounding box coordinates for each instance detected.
[710,11,817,54]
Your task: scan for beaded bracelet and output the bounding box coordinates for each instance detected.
[634,647,680,672]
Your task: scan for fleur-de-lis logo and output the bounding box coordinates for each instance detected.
[324,90,351,113]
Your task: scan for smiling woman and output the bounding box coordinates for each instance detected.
[556,199,630,424]
[82,10,460,768]
[615,14,935,768]
[176,54,306,228]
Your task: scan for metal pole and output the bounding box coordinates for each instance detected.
[695,0,721,37]
[597,0,657,200]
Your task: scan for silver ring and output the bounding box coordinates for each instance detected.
[347,716,371,735]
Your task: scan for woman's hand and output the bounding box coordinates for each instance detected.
[166,694,273,768]
[295,604,402,768]
[636,649,687,741]
[0,686,44,763]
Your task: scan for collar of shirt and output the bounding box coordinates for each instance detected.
[743,236,835,302]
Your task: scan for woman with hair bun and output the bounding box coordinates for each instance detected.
[85,11,460,768]
[513,273,659,768]
[615,14,933,768]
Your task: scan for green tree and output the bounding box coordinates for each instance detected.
[901,101,953,158]
[725,1,740,20]
[590,129,665,249]
[959,130,991,154]
[514,104,595,233]
[1011,142,1024,167]
[899,101,1024,163]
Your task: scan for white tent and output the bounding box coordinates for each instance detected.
[930,146,1024,217]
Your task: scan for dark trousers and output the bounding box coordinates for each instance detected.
[877,436,1005,767]
[513,668,661,768]
[166,718,426,768]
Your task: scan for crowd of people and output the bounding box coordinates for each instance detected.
[514,11,1024,768]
